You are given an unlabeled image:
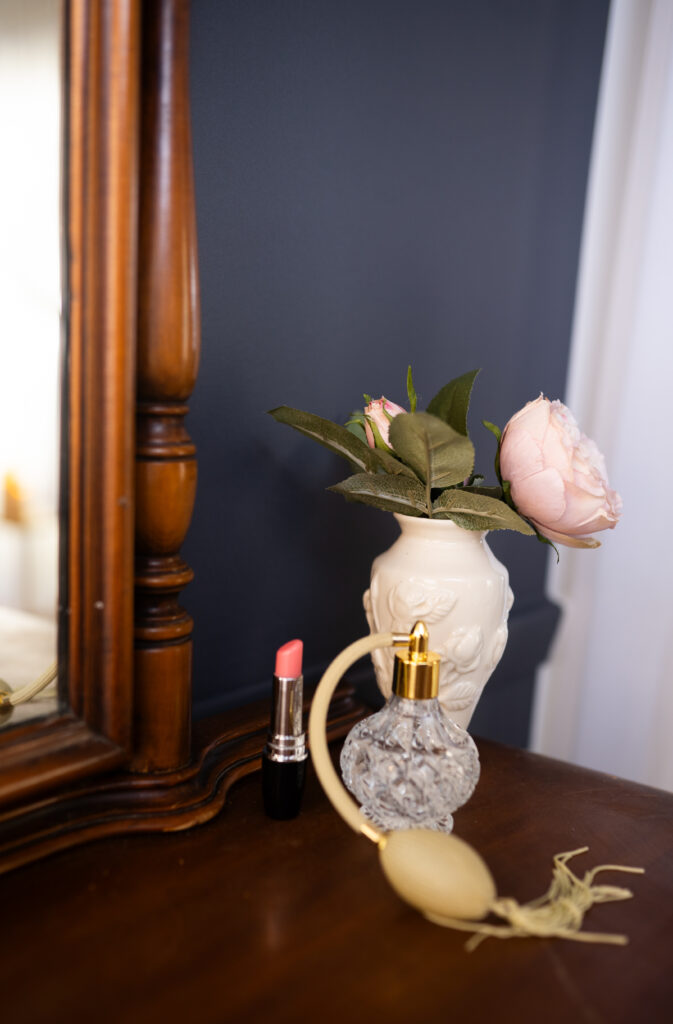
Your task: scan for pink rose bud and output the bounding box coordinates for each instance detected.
[363,397,406,450]
[499,395,622,548]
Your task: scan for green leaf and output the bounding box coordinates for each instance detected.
[482,420,502,444]
[535,530,561,562]
[482,420,503,483]
[269,406,381,474]
[389,412,474,488]
[407,365,417,413]
[369,445,420,479]
[345,419,368,444]
[270,405,419,480]
[432,489,536,534]
[462,484,504,500]
[426,369,480,436]
[363,393,372,405]
[329,473,427,516]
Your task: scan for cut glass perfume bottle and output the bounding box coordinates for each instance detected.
[341,622,480,833]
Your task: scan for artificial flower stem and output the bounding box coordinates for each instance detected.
[426,477,433,519]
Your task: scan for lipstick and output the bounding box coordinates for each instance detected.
[262,639,308,819]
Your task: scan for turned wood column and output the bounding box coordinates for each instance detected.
[133,0,199,771]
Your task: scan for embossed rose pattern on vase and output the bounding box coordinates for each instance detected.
[363,514,513,729]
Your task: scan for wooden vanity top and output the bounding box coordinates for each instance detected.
[3,736,672,1023]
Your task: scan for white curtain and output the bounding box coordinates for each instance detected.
[531,0,673,791]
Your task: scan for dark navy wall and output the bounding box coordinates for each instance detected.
[185,0,609,743]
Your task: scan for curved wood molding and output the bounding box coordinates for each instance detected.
[133,0,200,772]
[0,692,366,876]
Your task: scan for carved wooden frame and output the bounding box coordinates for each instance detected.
[0,0,363,875]
[0,0,138,817]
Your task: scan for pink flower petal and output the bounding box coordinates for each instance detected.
[552,480,618,534]
[503,395,550,442]
[532,523,601,548]
[500,427,545,483]
[510,467,567,523]
[540,416,574,482]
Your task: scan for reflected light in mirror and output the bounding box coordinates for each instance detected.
[0,0,61,723]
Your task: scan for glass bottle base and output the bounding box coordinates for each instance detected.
[340,695,480,833]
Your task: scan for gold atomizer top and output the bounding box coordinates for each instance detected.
[392,621,440,700]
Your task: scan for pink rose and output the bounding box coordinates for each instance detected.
[363,397,405,450]
[499,395,622,548]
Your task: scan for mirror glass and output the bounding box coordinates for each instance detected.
[0,0,61,729]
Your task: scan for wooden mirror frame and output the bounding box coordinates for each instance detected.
[0,0,361,875]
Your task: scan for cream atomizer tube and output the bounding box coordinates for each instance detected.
[262,639,308,819]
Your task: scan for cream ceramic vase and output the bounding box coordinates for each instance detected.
[363,514,514,729]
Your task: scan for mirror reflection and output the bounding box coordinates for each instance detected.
[0,0,61,729]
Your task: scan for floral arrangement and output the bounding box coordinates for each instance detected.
[270,368,621,551]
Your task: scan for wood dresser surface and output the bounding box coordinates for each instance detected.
[3,736,672,1024]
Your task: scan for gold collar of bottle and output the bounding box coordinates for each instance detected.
[392,621,440,700]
